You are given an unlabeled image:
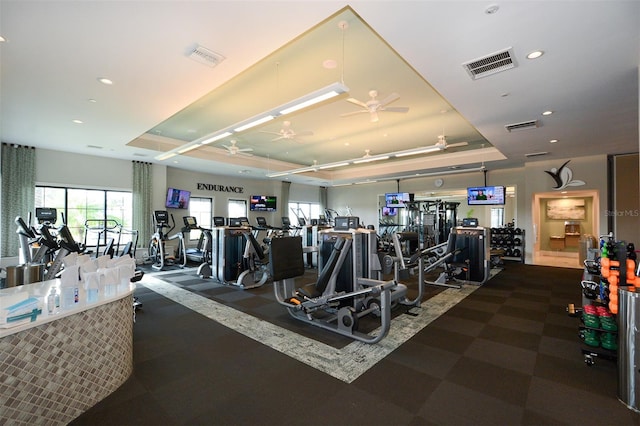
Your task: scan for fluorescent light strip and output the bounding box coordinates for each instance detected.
[234,115,275,132]
[157,152,178,161]
[280,91,341,114]
[353,155,389,164]
[177,144,200,154]
[394,146,441,157]
[319,162,350,169]
[200,131,232,145]
[279,83,349,115]
[267,171,291,178]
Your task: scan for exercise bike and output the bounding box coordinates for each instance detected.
[148,210,186,271]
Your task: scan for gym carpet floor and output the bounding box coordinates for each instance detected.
[70,263,640,425]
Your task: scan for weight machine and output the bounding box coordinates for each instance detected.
[270,230,408,344]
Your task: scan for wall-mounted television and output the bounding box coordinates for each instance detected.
[165,188,191,209]
[467,186,506,205]
[250,195,277,212]
[382,206,397,216]
[385,192,412,208]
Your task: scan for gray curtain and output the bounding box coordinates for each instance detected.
[132,161,152,249]
[281,181,291,219]
[1,143,36,257]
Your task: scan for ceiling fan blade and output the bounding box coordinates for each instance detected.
[381,106,409,113]
[238,148,253,152]
[379,92,400,106]
[346,97,369,109]
[238,152,254,157]
[340,110,368,117]
[271,136,286,141]
[260,131,283,136]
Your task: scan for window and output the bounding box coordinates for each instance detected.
[490,207,505,228]
[188,197,212,241]
[288,202,321,225]
[228,199,247,220]
[35,186,132,248]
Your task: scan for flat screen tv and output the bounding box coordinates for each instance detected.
[165,188,191,209]
[382,206,398,216]
[467,185,506,205]
[250,195,277,212]
[385,192,411,208]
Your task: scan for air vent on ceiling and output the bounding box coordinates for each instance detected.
[462,47,517,80]
[524,151,548,158]
[505,120,539,132]
[189,45,225,68]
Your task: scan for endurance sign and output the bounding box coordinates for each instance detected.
[197,183,244,193]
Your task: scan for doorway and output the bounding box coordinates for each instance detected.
[532,190,599,268]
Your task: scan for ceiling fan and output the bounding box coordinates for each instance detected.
[261,121,313,142]
[222,140,253,156]
[341,90,409,122]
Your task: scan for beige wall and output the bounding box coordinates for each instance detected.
[613,153,640,244]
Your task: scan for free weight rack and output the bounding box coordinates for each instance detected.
[490,226,525,263]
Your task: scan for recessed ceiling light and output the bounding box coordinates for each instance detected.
[98,77,113,85]
[0,36,6,42]
[542,110,553,116]
[500,92,510,98]
[88,98,97,103]
[72,119,83,124]
[550,139,558,143]
[527,50,544,59]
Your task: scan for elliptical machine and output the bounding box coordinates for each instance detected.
[148,210,186,271]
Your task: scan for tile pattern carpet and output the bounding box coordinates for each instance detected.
[70,263,640,425]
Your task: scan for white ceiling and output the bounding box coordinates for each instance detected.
[1,1,638,187]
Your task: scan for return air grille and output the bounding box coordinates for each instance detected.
[505,120,539,132]
[463,47,517,79]
[189,45,225,68]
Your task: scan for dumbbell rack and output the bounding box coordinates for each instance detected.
[490,227,525,263]
[568,303,618,366]
[567,242,618,366]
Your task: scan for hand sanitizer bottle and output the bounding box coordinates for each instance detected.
[47,287,58,314]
